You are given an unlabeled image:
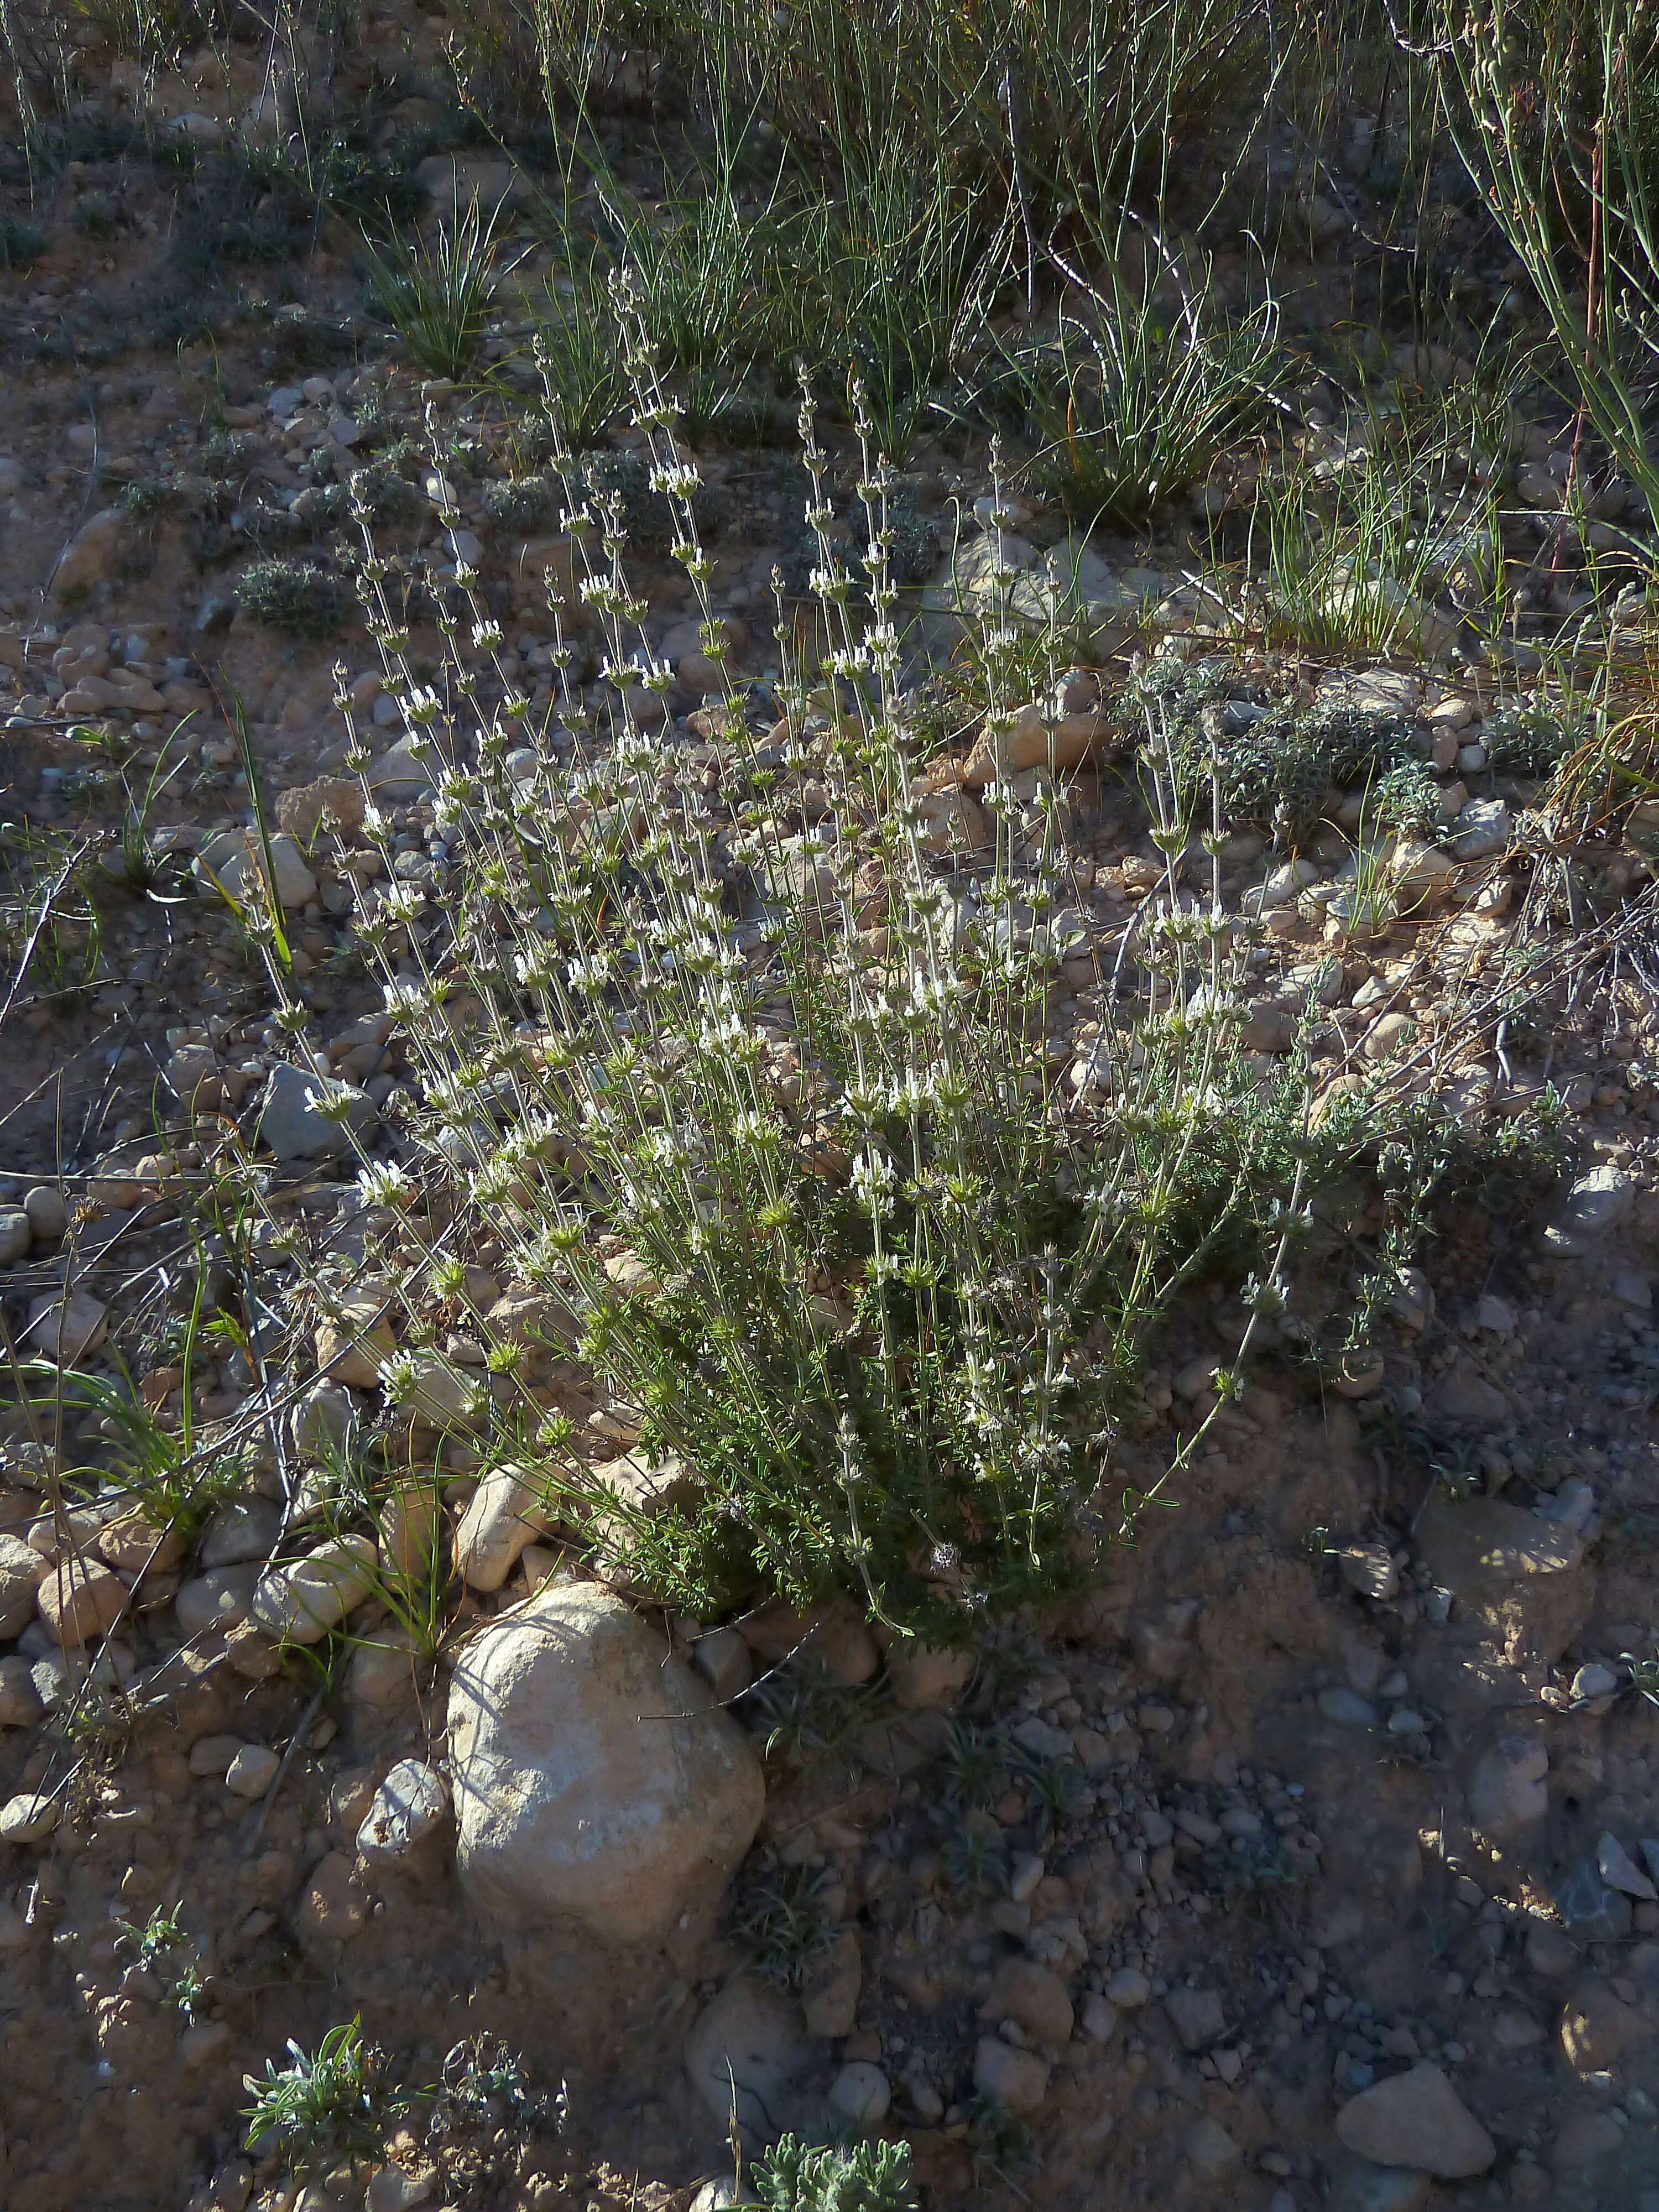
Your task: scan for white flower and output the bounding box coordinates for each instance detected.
[849,1147,896,1218]
[380,882,426,924]
[514,945,558,991]
[357,1161,416,1208]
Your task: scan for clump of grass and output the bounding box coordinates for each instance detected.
[734,1865,841,1989]
[529,276,630,448]
[362,197,504,382]
[817,166,997,460]
[1435,0,1659,531]
[998,236,1279,528]
[604,175,800,440]
[1233,375,1511,658]
[243,2018,419,2179]
[235,557,351,638]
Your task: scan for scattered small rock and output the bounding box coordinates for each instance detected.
[225,1745,280,1800]
[0,1791,58,1843]
[251,1536,377,1644]
[357,1759,449,1869]
[972,2034,1050,2115]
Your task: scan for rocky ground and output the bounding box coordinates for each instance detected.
[3,15,1659,2212]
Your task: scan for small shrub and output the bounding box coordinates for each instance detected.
[1154,659,1420,839]
[0,217,46,268]
[557,447,687,555]
[349,460,428,529]
[201,430,261,482]
[114,1901,208,2019]
[121,476,181,521]
[263,304,358,372]
[746,2135,916,2212]
[335,337,1564,1635]
[1370,759,1444,839]
[236,557,350,637]
[779,478,937,597]
[481,474,559,535]
[1482,701,1583,778]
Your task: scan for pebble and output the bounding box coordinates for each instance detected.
[452,1464,551,1590]
[1184,2117,1243,2180]
[1339,1543,1399,1601]
[1081,1994,1119,2041]
[180,2019,233,2070]
[294,1850,369,1946]
[200,1500,283,1570]
[251,1536,377,1644]
[366,2166,434,2212]
[1165,1986,1227,2049]
[347,1626,423,1710]
[1465,1734,1547,1838]
[356,1759,449,1867]
[0,1210,29,1265]
[195,828,317,912]
[979,1957,1073,2047]
[828,2061,890,2128]
[37,1556,127,1646]
[885,1640,975,1710]
[972,2036,1050,2115]
[1318,1687,1379,1728]
[1106,1967,1151,2008]
[0,1655,45,1726]
[185,1735,240,1780]
[174,1566,259,1638]
[688,1625,751,1702]
[1362,1013,1416,1063]
[225,1745,280,1799]
[22,1186,67,1243]
[97,1510,185,1577]
[1572,1660,1619,1704]
[0,1791,58,1842]
[1597,1831,1657,1901]
[1548,1165,1634,1251]
[1009,1851,1045,1903]
[289,1383,356,1459]
[23,1288,108,1365]
[258,1062,375,1165]
[1554,1854,1634,1942]
[0,1534,44,1638]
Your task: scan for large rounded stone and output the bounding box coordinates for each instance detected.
[447,1582,764,1945]
[1334,2064,1496,2178]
